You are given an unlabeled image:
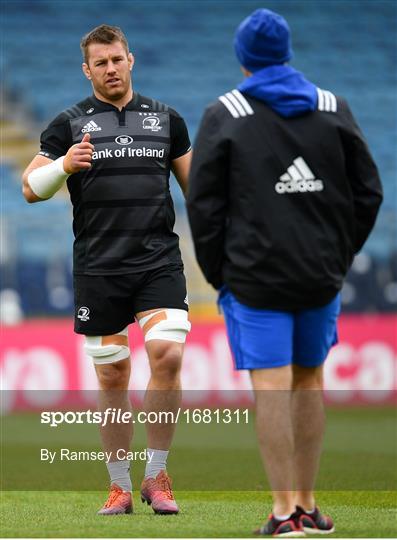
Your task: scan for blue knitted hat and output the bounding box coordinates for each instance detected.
[234,8,293,72]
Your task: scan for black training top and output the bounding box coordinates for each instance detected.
[40,92,191,275]
[187,88,383,311]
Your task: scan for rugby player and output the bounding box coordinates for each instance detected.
[22,24,192,515]
[187,9,383,537]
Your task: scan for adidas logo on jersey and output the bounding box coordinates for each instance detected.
[81,120,102,133]
[276,157,324,194]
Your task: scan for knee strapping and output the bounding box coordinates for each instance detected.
[84,327,130,364]
[138,309,191,343]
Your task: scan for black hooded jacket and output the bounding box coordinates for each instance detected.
[187,88,383,310]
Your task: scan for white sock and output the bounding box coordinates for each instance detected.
[305,508,315,514]
[274,513,291,521]
[106,460,132,492]
[144,448,169,479]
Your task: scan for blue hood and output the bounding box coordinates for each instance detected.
[237,64,318,117]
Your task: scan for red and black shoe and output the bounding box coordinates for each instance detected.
[254,512,305,537]
[296,506,335,534]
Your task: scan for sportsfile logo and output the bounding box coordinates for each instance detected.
[276,157,324,194]
[81,120,102,133]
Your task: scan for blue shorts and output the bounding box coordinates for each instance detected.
[218,288,340,370]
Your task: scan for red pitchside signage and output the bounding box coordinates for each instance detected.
[0,316,396,410]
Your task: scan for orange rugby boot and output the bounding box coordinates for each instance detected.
[140,470,179,514]
[97,483,133,515]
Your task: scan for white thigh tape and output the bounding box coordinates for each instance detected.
[139,309,191,343]
[84,327,130,364]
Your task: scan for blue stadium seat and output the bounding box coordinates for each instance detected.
[2,0,396,314]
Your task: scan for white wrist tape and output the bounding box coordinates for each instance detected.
[28,156,70,199]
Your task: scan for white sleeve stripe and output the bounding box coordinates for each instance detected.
[322,89,327,110]
[328,91,337,112]
[317,88,337,112]
[319,88,330,111]
[218,95,240,118]
[317,88,325,111]
[225,92,247,116]
[324,90,337,112]
[325,91,332,111]
[232,89,254,115]
[324,90,331,111]
[332,94,337,112]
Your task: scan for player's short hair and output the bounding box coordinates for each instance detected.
[80,24,129,63]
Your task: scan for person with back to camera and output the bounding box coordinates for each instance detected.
[187,8,382,537]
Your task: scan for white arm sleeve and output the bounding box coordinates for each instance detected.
[27,156,70,199]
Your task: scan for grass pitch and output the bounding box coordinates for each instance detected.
[1,407,396,537]
[1,490,396,537]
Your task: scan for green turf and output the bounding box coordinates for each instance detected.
[1,407,396,491]
[1,407,396,536]
[0,490,396,537]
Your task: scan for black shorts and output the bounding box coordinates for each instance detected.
[73,264,188,336]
